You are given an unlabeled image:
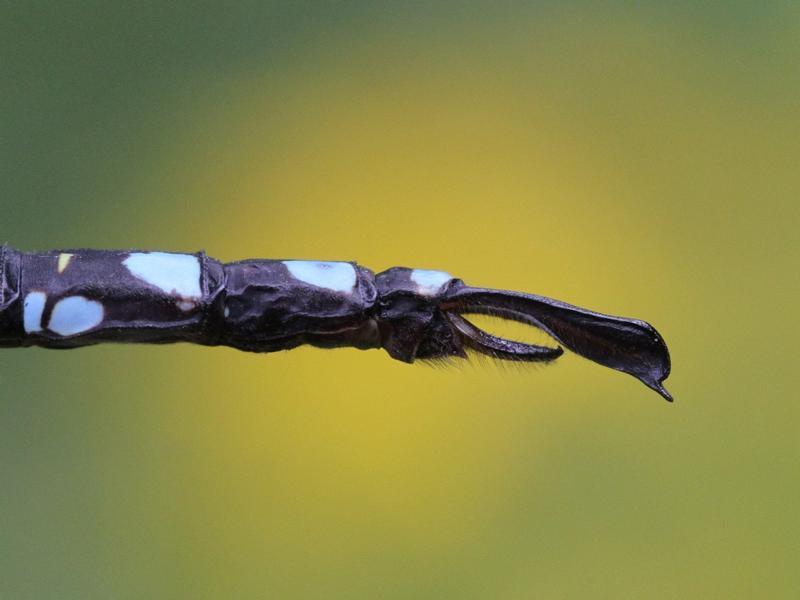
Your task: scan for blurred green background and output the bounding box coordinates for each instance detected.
[1,2,798,598]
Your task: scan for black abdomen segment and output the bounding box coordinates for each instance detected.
[0,247,379,352]
[221,260,379,352]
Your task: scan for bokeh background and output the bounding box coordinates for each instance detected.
[2,2,798,598]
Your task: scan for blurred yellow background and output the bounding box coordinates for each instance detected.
[1,2,798,598]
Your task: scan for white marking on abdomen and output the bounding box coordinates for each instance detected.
[23,292,47,333]
[48,296,104,336]
[282,261,356,293]
[176,300,196,312]
[57,253,73,274]
[410,269,453,295]
[123,252,201,298]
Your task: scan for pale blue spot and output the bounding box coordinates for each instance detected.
[23,292,46,333]
[283,261,356,293]
[123,252,201,298]
[48,296,104,336]
[410,269,453,295]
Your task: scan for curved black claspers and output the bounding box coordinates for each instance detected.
[446,312,564,362]
[443,287,673,401]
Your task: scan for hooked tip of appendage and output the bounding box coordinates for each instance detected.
[641,377,673,402]
[656,385,674,403]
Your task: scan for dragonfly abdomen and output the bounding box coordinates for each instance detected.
[0,245,673,400]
